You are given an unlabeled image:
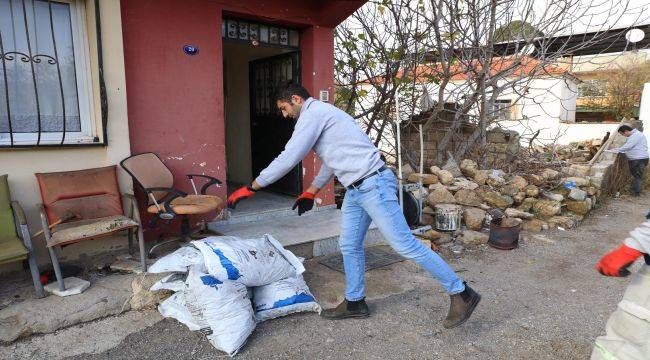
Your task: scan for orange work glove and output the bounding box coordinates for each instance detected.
[292,191,315,216]
[596,244,644,277]
[227,185,257,209]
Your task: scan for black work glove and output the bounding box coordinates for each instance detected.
[292,192,315,216]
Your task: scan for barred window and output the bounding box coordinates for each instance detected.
[0,0,97,146]
[488,99,512,120]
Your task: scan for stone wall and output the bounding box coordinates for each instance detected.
[400,123,520,168]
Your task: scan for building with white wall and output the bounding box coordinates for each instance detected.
[359,56,589,149]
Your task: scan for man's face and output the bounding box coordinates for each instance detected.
[620,130,632,137]
[276,95,304,119]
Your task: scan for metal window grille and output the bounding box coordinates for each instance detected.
[252,56,296,116]
[489,99,512,120]
[0,0,106,148]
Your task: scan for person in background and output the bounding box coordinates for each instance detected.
[605,125,649,196]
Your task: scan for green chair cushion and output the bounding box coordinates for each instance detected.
[1,175,17,240]
[0,235,28,265]
[0,174,27,265]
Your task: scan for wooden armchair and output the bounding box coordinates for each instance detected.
[35,166,145,296]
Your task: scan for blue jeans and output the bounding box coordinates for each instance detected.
[340,169,465,301]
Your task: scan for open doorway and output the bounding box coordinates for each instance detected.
[223,41,301,214]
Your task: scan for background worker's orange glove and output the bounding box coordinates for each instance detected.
[596,244,644,277]
[227,185,257,209]
[292,191,315,216]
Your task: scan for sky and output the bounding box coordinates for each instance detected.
[527,0,650,35]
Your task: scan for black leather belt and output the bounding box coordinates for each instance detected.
[347,165,388,189]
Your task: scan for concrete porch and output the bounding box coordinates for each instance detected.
[208,203,384,259]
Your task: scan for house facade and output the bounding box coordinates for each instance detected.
[420,58,583,146]
[358,56,581,160]
[503,51,650,145]
[363,50,649,152]
[0,0,364,269]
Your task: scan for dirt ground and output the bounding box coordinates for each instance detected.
[4,193,648,360]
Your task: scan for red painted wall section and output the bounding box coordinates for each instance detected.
[300,26,335,205]
[121,0,226,239]
[121,1,352,235]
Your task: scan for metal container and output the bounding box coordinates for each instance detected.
[435,204,462,231]
[401,189,421,227]
[488,217,522,250]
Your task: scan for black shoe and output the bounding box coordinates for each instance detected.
[443,282,481,329]
[320,298,370,320]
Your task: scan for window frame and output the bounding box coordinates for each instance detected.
[0,0,98,147]
[577,79,608,98]
[490,99,513,121]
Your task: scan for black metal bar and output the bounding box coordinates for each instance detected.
[0,29,14,146]
[47,0,66,145]
[21,0,42,146]
[95,0,108,145]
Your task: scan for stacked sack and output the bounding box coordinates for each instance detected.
[148,234,320,357]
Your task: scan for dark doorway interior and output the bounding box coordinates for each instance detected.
[249,52,302,196]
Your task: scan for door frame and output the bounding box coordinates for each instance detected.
[248,51,303,196]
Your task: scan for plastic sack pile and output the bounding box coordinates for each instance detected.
[148,234,321,357]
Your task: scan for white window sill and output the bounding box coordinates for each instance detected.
[0,134,98,147]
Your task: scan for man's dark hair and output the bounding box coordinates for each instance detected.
[274,82,311,102]
[618,125,633,133]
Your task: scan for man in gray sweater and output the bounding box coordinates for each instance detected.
[227,83,480,328]
[605,125,649,196]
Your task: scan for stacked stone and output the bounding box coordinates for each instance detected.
[406,158,602,246]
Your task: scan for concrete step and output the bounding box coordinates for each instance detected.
[208,207,385,259]
[221,204,337,225]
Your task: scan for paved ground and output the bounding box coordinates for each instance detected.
[4,194,648,359]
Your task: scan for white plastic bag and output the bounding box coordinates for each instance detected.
[184,266,256,357]
[191,235,304,287]
[158,292,203,331]
[150,273,186,292]
[148,246,204,273]
[253,274,321,322]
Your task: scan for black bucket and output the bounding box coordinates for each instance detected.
[488,217,521,250]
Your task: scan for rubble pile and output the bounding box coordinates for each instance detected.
[409,158,603,246]
[533,138,604,164]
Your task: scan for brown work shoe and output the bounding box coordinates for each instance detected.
[320,298,370,320]
[443,282,481,329]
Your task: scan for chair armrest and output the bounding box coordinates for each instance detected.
[145,187,187,218]
[121,193,137,218]
[10,201,29,242]
[36,203,53,240]
[121,192,137,202]
[10,201,27,225]
[121,193,144,225]
[9,201,37,252]
[186,174,222,195]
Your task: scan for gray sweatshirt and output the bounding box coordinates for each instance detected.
[610,129,649,160]
[255,97,385,189]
